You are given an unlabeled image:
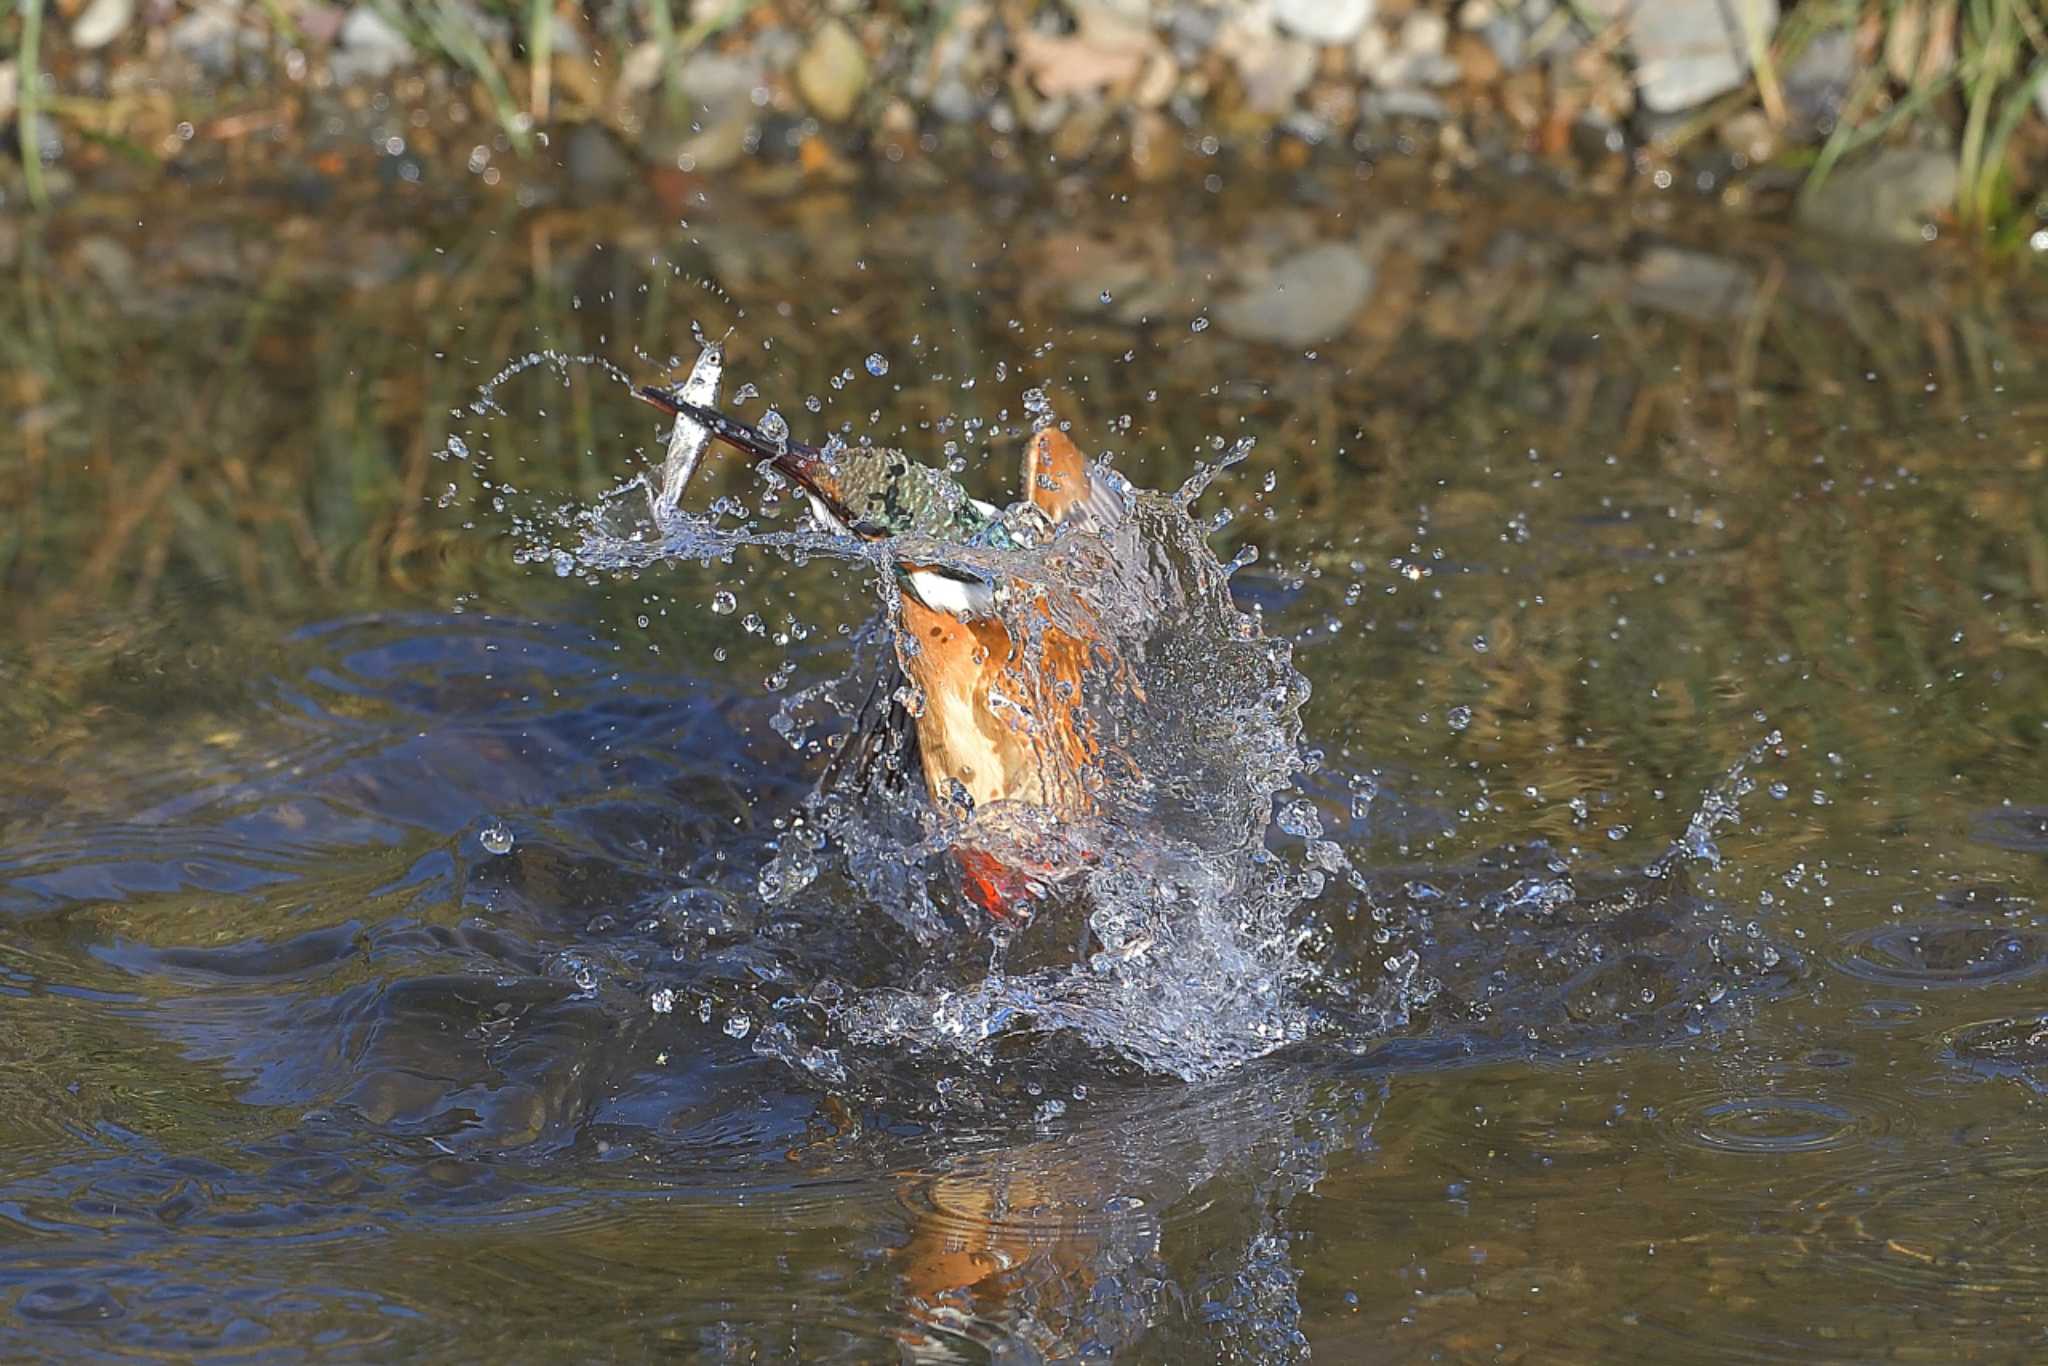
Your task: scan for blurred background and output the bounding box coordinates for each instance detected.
[2,0,2045,235]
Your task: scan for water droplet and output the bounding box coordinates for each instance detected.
[711,590,737,615]
[1191,316,1210,333]
[650,988,675,1015]
[724,1013,753,1039]
[1277,798,1322,838]
[865,352,889,377]
[1099,289,1113,305]
[1022,387,1055,431]
[1447,706,1473,732]
[480,823,514,856]
[759,409,790,452]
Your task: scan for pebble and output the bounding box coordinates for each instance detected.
[166,5,244,78]
[1362,86,1450,123]
[618,41,664,97]
[331,6,414,85]
[795,19,869,122]
[1274,0,1375,47]
[1216,241,1375,346]
[1368,10,1461,88]
[1230,28,1317,116]
[70,0,134,52]
[1798,146,1959,245]
[1630,0,1779,114]
[1630,246,1756,324]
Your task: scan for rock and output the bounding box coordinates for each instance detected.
[1470,0,1588,70]
[677,50,762,115]
[1362,86,1450,122]
[1366,10,1462,86]
[330,6,414,84]
[663,115,750,174]
[564,122,633,193]
[1452,30,1502,85]
[1797,147,1958,244]
[1782,26,1853,125]
[1016,5,1161,100]
[1274,0,1375,47]
[929,77,980,124]
[795,19,868,122]
[1629,0,1779,114]
[1216,241,1375,346]
[1133,50,1178,108]
[1629,246,1755,323]
[166,4,244,78]
[1230,27,1317,115]
[618,41,664,97]
[70,0,134,52]
[753,26,802,72]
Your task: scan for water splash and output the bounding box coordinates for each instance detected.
[496,351,1796,1085]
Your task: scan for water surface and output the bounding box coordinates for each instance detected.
[5,174,2048,1359]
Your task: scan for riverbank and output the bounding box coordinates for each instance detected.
[4,0,2047,251]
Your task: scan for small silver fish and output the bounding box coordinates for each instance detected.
[649,342,724,521]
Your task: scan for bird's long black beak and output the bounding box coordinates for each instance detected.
[635,386,859,527]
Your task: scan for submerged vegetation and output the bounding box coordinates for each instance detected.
[2,0,2047,246]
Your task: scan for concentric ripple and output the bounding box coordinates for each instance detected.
[1660,1092,1880,1156]
[1831,924,2048,988]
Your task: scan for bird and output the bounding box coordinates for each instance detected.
[634,386,1125,919]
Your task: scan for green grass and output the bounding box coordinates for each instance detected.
[1796,0,2048,241]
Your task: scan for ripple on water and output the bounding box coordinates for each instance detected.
[1659,1092,1885,1157]
[12,1282,123,1325]
[1831,924,2048,989]
[1945,1015,2048,1090]
[1793,1138,2048,1320]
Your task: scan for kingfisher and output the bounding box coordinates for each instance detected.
[635,386,1127,919]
